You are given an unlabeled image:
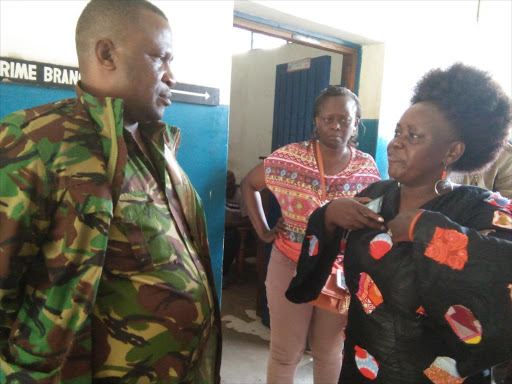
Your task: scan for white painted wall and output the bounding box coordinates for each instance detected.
[228,43,343,179]
[359,44,385,120]
[0,0,234,104]
[373,0,512,176]
[235,0,512,177]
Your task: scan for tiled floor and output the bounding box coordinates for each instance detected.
[220,258,313,384]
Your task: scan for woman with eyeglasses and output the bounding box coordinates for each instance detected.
[241,86,380,384]
[287,63,512,383]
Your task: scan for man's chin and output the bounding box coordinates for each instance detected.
[140,110,165,124]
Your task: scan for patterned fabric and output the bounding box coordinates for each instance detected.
[368,233,393,260]
[485,191,512,211]
[354,346,379,380]
[355,273,383,315]
[444,305,482,344]
[424,227,469,270]
[424,357,466,384]
[264,140,379,254]
[0,85,221,384]
[288,181,512,382]
[307,235,319,257]
[492,210,512,229]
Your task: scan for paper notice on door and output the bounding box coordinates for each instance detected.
[287,58,311,72]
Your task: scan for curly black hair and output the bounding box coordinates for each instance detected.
[411,63,512,173]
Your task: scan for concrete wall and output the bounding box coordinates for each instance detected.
[228,43,343,180]
[234,1,512,178]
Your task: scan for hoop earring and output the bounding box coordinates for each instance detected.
[434,165,453,196]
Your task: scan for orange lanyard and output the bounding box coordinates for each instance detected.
[315,141,327,202]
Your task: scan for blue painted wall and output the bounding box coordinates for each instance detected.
[357,118,388,178]
[375,136,390,179]
[0,82,228,295]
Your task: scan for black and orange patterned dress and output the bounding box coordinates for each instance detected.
[287,179,512,383]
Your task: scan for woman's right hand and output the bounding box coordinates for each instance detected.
[324,198,386,234]
[259,217,286,243]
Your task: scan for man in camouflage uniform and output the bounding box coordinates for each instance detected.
[0,1,221,383]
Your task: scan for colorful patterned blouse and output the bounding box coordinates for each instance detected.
[264,140,380,260]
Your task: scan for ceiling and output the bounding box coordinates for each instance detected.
[234,1,486,46]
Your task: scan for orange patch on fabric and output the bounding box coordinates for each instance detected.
[356,273,383,314]
[423,356,466,384]
[492,210,512,229]
[424,228,468,270]
[416,306,426,316]
[340,238,347,253]
[369,233,393,260]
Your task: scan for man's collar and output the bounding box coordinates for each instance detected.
[75,81,119,120]
[75,81,167,135]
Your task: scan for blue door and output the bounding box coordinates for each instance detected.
[271,55,331,151]
[262,56,331,327]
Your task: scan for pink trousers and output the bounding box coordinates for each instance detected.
[266,246,347,384]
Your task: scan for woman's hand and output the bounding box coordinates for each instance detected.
[325,197,386,234]
[260,217,286,243]
[386,209,424,244]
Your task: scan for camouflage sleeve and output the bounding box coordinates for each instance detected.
[0,115,112,383]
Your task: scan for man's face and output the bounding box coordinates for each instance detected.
[114,10,175,125]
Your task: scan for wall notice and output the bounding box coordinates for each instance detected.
[1,57,81,88]
[0,57,219,106]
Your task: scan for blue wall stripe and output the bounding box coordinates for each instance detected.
[0,82,228,296]
[356,118,388,178]
[375,135,390,180]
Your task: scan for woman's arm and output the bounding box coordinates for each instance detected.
[241,162,285,243]
[399,209,512,377]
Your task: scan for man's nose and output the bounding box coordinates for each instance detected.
[162,66,176,87]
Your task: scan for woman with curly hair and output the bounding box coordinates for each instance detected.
[287,63,512,383]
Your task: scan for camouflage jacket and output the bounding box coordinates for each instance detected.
[0,85,221,384]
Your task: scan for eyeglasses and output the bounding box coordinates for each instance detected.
[317,115,353,127]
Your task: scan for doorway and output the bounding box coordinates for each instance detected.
[225,11,362,311]
[220,11,363,383]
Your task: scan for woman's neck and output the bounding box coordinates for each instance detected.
[317,141,351,175]
[398,182,439,212]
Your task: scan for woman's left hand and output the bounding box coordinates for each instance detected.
[386,209,424,244]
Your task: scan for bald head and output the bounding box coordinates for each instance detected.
[75,0,167,67]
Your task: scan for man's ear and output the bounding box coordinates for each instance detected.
[95,39,116,70]
[445,140,465,167]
